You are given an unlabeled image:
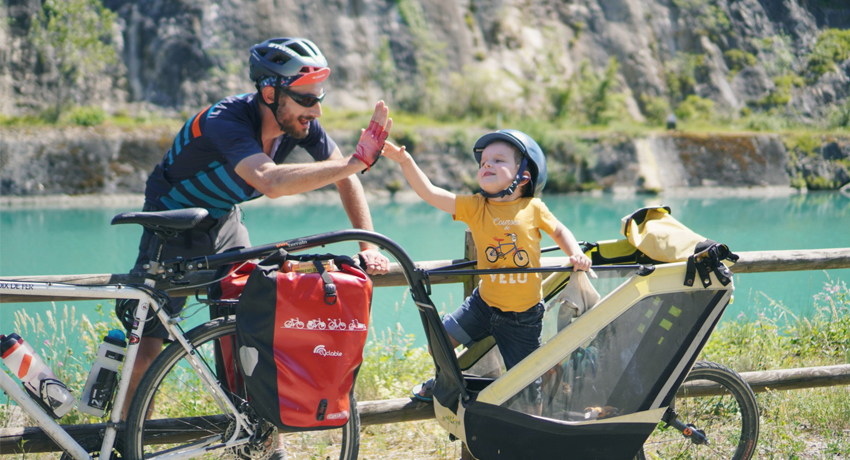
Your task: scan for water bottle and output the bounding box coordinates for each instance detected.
[78,329,127,417]
[0,333,76,418]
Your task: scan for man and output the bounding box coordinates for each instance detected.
[124,37,391,436]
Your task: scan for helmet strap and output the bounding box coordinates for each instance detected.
[256,79,282,115]
[479,157,528,199]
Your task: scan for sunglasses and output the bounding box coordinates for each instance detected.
[279,86,326,107]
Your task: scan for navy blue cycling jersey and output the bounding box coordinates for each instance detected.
[144,92,338,218]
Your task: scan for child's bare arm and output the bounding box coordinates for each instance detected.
[381,140,409,163]
[550,222,592,271]
[383,141,456,214]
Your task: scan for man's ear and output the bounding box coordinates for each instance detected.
[261,86,275,105]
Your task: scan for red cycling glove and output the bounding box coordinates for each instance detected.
[353,121,389,173]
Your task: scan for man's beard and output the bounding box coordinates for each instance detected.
[273,98,311,139]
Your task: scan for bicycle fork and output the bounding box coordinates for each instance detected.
[660,408,710,446]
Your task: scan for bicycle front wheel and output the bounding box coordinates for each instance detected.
[485,246,499,263]
[638,361,759,460]
[125,317,360,460]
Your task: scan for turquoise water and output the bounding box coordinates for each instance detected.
[1,192,849,352]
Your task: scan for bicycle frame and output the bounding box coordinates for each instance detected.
[0,229,430,460]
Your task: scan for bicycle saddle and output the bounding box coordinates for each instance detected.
[111,208,210,232]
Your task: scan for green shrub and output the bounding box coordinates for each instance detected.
[784,133,822,157]
[723,49,757,76]
[806,28,850,82]
[581,57,629,125]
[675,95,714,122]
[358,323,434,401]
[28,0,118,114]
[758,73,805,108]
[442,67,515,120]
[704,278,850,369]
[61,105,106,126]
[827,98,850,129]
[743,111,790,131]
[807,175,838,190]
[0,114,47,126]
[790,172,807,190]
[639,94,671,125]
[664,53,707,102]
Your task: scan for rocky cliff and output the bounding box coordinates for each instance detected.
[3,125,847,197]
[3,0,850,120]
[2,0,850,198]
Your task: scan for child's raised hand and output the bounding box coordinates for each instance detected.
[381,140,409,163]
[570,253,592,272]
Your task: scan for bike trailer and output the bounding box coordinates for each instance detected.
[217,249,372,430]
[418,206,739,459]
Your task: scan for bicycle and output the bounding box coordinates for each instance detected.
[1,209,758,460]
[0,209,233,460]
[484,233,529,267]
[0,209,372,460]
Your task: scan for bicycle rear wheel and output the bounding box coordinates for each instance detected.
[125,317,360,460]
[638,361,759,460]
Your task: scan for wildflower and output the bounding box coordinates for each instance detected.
[44,339,50,347]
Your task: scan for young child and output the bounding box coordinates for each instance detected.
[381,129,592,401]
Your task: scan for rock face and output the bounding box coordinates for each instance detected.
[0,126,175,195]
[6,126,840,197]
[2,1,849,197]
[2,0,850,119]
[650,134,789,188]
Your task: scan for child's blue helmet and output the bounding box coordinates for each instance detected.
[473,129,548,198]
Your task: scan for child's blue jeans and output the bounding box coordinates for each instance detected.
[443,287,544,370]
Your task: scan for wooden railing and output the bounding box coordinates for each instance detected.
[2,247,849,303]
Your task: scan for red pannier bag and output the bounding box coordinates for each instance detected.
[234,249,372,430]
[209,262,256,399]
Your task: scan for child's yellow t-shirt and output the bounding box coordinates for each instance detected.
[454,195,559,312]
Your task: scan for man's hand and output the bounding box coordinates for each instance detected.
[353,101,392,171]
[357,248,390,275]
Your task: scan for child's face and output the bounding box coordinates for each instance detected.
[477,142,521,195]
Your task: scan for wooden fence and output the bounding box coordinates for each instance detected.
[2,247,850,303]
[1,246,850,454]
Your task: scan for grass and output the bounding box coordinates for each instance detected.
[702,276,850,459]
[3,103,849,139]
[2,278,849,459]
